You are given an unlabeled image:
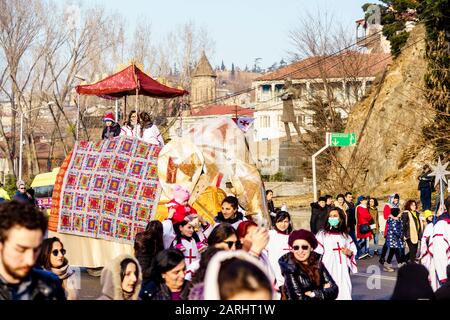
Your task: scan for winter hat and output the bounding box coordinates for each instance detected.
[203,250,275,300]
[16,180,25,189]
[288,229,318,249]
[103,112,115,123]
[172,185,190,203]
[423,210,434,220]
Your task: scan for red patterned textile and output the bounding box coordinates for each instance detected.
[75,64,188,99]
[55,136,161,244]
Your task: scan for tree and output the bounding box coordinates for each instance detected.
[287,8,377,190]
[230,63,235,78]
[221,60,226,71]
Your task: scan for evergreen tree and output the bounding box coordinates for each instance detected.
[279,59,287,67]
[231,63,235,78]
[221,60,226,71]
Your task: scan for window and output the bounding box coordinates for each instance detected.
[297,115,305,126]
[262,85,271,93]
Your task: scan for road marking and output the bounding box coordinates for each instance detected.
[352,273,397,281]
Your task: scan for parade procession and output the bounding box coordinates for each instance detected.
[0,0,449,312]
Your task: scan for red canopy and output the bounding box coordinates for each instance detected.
[75,64,188,99]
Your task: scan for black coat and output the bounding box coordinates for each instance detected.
[278,252,338,300]
[12,191,34,206]
[418,173,435,192]
[435,282,450,300]
[139,281,191,301]
[309,202,328,234]
[101,123,121,140]
[214,211,244,225]
[0,268,66,300]
[345,201,356,230]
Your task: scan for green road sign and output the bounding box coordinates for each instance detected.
[327,132,357,147]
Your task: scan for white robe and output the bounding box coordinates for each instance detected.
[119,124,140,138]
[266,229,290,288]
[419,223,439,291]
[429,219,450,285]
[162,219,176,249]
[141,125,164,147]
[315,230,357,300]
[172,236,200,281]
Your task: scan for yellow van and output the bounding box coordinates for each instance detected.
[31,167,59,213]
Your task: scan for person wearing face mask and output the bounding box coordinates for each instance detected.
[278,229,338,300]
[315,208,357,300]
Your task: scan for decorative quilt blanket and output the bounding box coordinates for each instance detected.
[54,136,161,244]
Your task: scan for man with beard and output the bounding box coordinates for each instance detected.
[0,201,65,300]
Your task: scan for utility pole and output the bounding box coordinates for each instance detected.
[312,133,330,202]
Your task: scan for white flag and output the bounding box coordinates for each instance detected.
[232,117,255,133]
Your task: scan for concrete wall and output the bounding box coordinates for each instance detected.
[264,181,312,196]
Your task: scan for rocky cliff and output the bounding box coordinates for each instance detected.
[329,24,436,198]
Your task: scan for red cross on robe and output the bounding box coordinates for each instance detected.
[333,242,343,264]
[185,249,196,264]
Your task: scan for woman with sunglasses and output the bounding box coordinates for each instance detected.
[279,229,338,300]
[314,208,357,300]
[207,223,240,250]
[37,237,79,300]
[266,211,293,297]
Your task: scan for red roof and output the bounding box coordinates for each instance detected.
[191,105,254,117]
[255,52,391,81]
[76,64,189,99]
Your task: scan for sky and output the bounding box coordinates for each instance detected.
[86,0,380,70]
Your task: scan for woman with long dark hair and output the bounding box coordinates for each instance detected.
[134,220,164,282]
[139,111,164,146]
[98,254,142,300]
[315,208,357,300]
[266,211,293,296]
[402,199,422,263]
[207,223,240,251]
[279,229,338,300]
[120,110,140,137]
[38,237,79,300]
[140,249,191,300]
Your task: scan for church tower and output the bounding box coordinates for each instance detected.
[191,51,217,109]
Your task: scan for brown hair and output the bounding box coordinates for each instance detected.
[294,251,322,287]
[404,199,417,212]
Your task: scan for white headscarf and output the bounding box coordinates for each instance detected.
[203,250,275,300]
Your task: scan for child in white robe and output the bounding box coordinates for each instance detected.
[315,207,357,300]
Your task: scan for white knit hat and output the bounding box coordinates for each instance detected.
[203,250,275,300]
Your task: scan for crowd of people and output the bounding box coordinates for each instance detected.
[0,185,449,301]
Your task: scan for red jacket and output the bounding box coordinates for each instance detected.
[166,199,197,224]
[383,204,391,237]
[356,205,373,239]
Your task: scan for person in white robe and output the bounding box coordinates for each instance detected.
[266,211,293,293]
[419,210,438,291]
[429,202,450,288]
[315,208,357,300]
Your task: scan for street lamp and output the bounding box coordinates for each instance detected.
[18,102,54,181]
[74,74,86,141]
